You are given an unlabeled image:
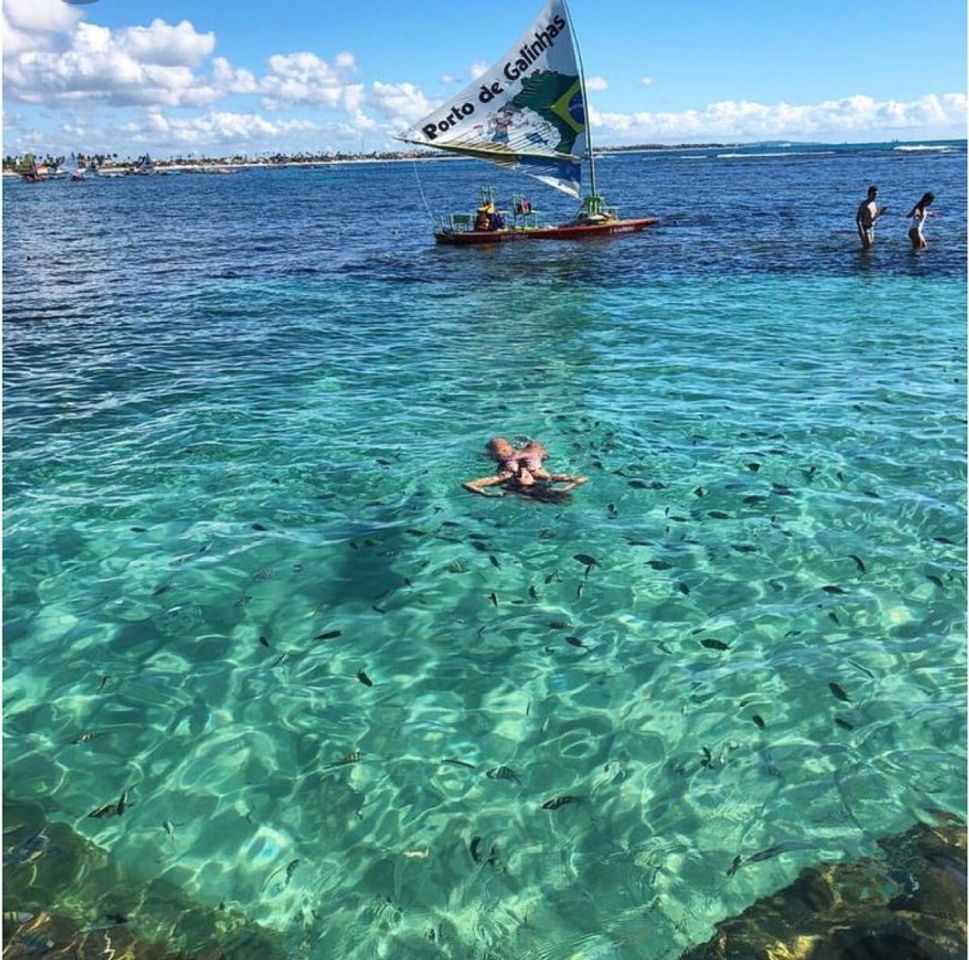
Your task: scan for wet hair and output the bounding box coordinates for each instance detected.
[867,185,878,197]
[512,481,570,504]
[907,192,935,217]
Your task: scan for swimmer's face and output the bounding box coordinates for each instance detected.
[516,467,536,487]
[489,438,515,459]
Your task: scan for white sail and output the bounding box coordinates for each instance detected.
[400,0,588,197]
[63,152,79,174]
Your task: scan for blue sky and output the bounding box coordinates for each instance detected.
[4,0,966,156]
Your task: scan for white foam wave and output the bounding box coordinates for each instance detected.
[893,144,955,152]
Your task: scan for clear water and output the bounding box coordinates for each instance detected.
[3,140,966,959]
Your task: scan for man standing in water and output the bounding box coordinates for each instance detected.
[856,185,888,249]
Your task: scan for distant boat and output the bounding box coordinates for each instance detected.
[130,154,157,175]
[398,0,657,244]
[63,152,85,182]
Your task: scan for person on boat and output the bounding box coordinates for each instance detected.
[906,192,934,250]
[463,438,588,498]
[855,185,887,249]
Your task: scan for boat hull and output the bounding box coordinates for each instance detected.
[435,217,659,245]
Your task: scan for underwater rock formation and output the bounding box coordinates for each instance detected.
[3,798,286,959]
[679,812,966,960]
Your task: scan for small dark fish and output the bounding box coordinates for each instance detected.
[3,832,47,867]
[487,766,521,783]
[489,591,498,607]
[747,462,761,472]
[828,612,841,625]
[647,559,672,570]
[88,803,117,819]
[544,573,557,584]
[151,583,171,597]
[470,836,484,862]
[251,523,268,531]
[314,630,342,641]
[70,731,105,745]
[847,658,875,679]
[258,635,270,648]
[822,585,847,594]
[828,682,850,703]
[848,555,866,573]
[732,544,757,553]
[564,636,589,650]
[541,795,580,810]
[356,670,373,687]
[130,526,148,533]
[103,913,128,926]
[469,539,488,552]
[489,554,501,569]
[707,510,731,519]
[528,585,539,600]
[548,620,570,629]
[442,758,475,769]
[934,536,956,545]
[771,483,795,496]
[97,675,111,690]
[752,715,765,730]
[834,717,855,730]
[693,486,705,497]
[677,582,690,596]
[573,553,598,568]
[326,751,361,769]
[700,746,714,768]
[701,638,729,651]
[862,490,880,499]
[234,594,252,607]
[627,480,649,489]
[253,567,275,581]
[728,840,816,876]
[926,574,944,589]
[285,859,300,883]
[405,528,426,536]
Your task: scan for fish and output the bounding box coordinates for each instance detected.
[442,759,475,769]
[528,585,539,600]
[489,555,501,569]
[849,555,867,573]
[470,836,484,862]
[356,670,373,687]
[627,480,649,489]
[487,766,521,783]
[834,717,855,730]
[97,675,111,690]
[847,659,875,679]
[694,486,705,497]
[548,620,570,629]
[726,840,816,876]
[732,544,757,553]
[934,536,956,545]
[822,585,847,594]
[544,573,557,584]
[541,795,580,810]
[564,636,589,650]
[88,803,117,819]
[708,510,731,519]
[747,462,761,472]
[258,635,270,648]
[573,553,598,568]
[326,751,361,769]
[405,528,426,536]
[314,630,342,641]
[130,526,148,533]
[489,592,498,608]
[70,731,105,745]
[752,715,766,730]
[701,638,729,651]
[677,582,690,596]
[742,495,766,505]
[828,682,850,703]
[252,523,268,531]
[771,483,795,496]
[647,559,672,570]
[163,820,177,850]
[926,574,944,589]
[264,858,300,892]
[152,583,172,597]
[700,746,715,768]
[3,832,47,867]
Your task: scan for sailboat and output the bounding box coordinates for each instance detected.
[398,0,657,244]
[63,152,85,182]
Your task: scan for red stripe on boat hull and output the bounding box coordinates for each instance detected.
[435,217,659,245]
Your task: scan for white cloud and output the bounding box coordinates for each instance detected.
[469,61,488,80]
[259,51,361,111]
[122,107,318,146]
[640,76,654,87]
[369,80,433,127]
[118,19,215,67]
[586,76,608,92]
[4,0,82,35]
[440,74,456,86]
[592,92,968,143]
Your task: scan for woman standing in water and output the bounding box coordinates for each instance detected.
[907,192,935,250]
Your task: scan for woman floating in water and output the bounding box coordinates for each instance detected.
[463,437,587,500]
[907,192,934,250]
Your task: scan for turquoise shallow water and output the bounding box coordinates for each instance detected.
[3,142,967,958]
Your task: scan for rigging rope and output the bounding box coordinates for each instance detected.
[412,161,435,224]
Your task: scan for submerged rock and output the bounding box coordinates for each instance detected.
[679,812,966,960]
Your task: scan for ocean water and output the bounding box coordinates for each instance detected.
[3,140,966,959]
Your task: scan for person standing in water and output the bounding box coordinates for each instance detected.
[855,185,888,249]
[906,192,935,250]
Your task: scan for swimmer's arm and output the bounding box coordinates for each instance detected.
[463,472,512,497]
[547,473,588,492]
